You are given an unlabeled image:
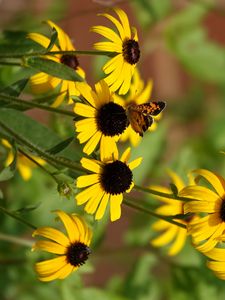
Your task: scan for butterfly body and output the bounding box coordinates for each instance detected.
[126,101,166,137]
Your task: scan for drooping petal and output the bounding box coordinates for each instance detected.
[95,193,109,220]
[32,227,69,247]
[33,241,66,254]
[110,194,123,221]
[193,169,225,197]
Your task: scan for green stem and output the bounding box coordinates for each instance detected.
[134,184,193,202]
[0,61,21,66]
[18,148,61,184]
[0,206,37,230]
[123,197,186,229]
[0,120,85,173]
[0,50,114,59]
[0,94,75,117]
[0,232,33,247]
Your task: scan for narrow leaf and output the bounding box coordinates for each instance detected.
[26,57,83,82]
[46,137,74,154]
[0,78,29,97]
[46,28,58,52]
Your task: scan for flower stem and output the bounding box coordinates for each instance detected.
[0,94,75,117]
[0,206,37,230]
[0,232,33,247]
[0,50,114,59]
[134,184,193,202]
[123,197,186,229]
[0,120,85,174]
[18,148,61,184]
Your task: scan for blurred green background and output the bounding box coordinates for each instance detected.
[0,0,225,299]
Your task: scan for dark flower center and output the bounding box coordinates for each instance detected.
[220,198,225,222]
[60,54,79,70]
[122,39,140,65]
[66,242,91,267]
[100,160,133,194]
[96,102,128,136]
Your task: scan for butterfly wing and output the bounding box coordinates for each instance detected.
[127,107,154,137]
[137,101,166,116]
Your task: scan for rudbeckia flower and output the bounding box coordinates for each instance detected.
[75,147,142,221]
[28,20,85,107]
[74,80,129,161]
[1,139,45,181]
[32,210,92,282]
[150,170,195,256]
[91,8,140,95]
[114,69,162,146]
[180,169,225,252]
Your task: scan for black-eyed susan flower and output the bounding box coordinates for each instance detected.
[114,69,162,146]
[32,210,92,282]
[1,139,45,181]
[28,20,85,107]
[75,147,142,222]
[91,8,140,95]
[150,170,195,256]
[74,80,129,161]
[180,169,225,253]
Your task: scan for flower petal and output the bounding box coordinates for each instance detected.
[32,227,69,247]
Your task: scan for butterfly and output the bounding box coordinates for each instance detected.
[126,101,166,137]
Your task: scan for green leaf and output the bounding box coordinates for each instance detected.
[46,136,74,154]
[0,108,81,162]
[26,57,84,82]
[46,28,58,52]
[0,43,45,58]
[0,78,29,97]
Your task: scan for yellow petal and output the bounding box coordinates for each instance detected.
[17,162,32,181]
[128,157,142,170]
[32,227,70,247]
[91,25,121,45]
[33,241,66,254]
[100,135,118,162]
[151,226,177,247]
[35,256,67,276]
[74,103,96,117]
[168,228,186,256]
[83,131,102,155]
[84,191,104,215]
[95,193,109,220]
[55,211,80,243]
[193,169,225,198]
[76,183,102,205]
[76,174,99,188]
[80,157,102,173]
[114,8,131,39]
[120,147,131,163]
[110,194,123,221]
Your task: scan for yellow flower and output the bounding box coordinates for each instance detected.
[32,210,92,282]
[74,80,129,161]
[91,8,140,95]
[28,20,85,107]
[180,169,225,252]
[76,147,142,222]
[114,69,162,146]
[150,170,194,256]
[1,139,45,181]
